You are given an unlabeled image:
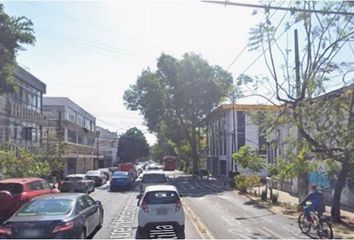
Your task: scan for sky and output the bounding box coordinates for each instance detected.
[3,1,352,145]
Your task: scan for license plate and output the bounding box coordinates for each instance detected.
[156,208,168,215]
[21,228,42,237]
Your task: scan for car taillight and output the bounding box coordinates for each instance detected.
[141,201,149,213]
[0,226,12,235]
[175,199,182,212]
[52,221,75,233]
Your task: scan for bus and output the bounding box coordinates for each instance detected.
[163,156,177,171]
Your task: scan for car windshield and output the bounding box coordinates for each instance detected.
[87,171,100,176]
[144,191,179,205]
[142,174,167,184]
[16,199,74,216]
[65,176,83,181]
[0,183,23,194]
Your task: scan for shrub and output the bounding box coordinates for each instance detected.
[234,175,260,193]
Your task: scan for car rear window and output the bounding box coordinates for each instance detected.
[142,174,167,184]
[65,176,83,181]
[144,191,179,204]
[16,199,74,216]
[0,183,23,194]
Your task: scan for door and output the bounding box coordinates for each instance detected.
[85,195,100,227]
[77,196,96,235]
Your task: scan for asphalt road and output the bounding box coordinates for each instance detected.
[88,170,309,239]
[89,172,201,239]
[173,172,309,239]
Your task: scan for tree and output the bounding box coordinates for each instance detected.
[117,127,149,163]
[238,2,354,222]
[0,3,35,94]
[124,53,233,173]
[233,145,267,174]
[0,146,50,178]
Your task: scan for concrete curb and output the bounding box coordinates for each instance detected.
[181,198,213,239]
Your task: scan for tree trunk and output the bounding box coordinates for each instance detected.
[190,127,199,174]
[331,160,349,222]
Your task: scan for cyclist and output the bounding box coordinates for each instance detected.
[300,184,325,222]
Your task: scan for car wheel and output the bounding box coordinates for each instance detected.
[79,228,86,239]
[176,225,185,239]
[137,227,147,239]
[97,210,104,230]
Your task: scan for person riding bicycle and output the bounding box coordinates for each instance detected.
[300,184,325,222]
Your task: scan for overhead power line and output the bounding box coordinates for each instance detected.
[203,1,354,16]
[226,1,288,71]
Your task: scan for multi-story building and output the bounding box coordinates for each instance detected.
[96,126,118,168]
[43,97,98,176]
[0,66,46,152]
[206,104,278,178]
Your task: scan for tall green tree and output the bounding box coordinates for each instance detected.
[117,127,149,163]
[237,1,354,221]
[124,53,233,173]
[0,3,35,94]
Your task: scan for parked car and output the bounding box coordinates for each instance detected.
[146,164,163,171]
[58,174,95,193]
[137,185,185,239]
[140,171,168,192]
[110,171,134,191]
[86,170,107,187]
[0,193,104,239]
[0,178,59,224]
[97,168,112,181]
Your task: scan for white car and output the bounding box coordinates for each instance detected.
[140,171,168,192]
[137,185,185,239]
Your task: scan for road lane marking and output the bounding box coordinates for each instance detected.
[221,216,240,226]
[181,198,214,239]
[262,226,283,239]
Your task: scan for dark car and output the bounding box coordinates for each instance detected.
[0,193,104,239]
[110,171,134,191]
[0,178,59,224]
[58,174,95,193]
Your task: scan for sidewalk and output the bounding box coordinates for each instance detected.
[250,185,354,239]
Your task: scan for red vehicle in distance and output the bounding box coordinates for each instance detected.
[163,156,177,171]
[118,162,137,179]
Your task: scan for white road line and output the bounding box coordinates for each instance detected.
[262,226,284,239]
[221,216,240,226]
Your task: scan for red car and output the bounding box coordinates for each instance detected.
[0,177,59,223]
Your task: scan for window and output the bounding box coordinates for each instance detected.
[237,111,245,150]
[0,183,23,194]
[68,108,76,123]
[76,197,88,212]
[85,196,95,206]
[142,174,167,184]
[42,181,51,190]
[17,199,73,216]
[143,191,179,205]
[28,181,45,191]
[77,114,85,127]
[78,133,85,145]
[68,129,77,143]
[84,118,90,130]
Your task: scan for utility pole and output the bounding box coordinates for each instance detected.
[96,130,100,169]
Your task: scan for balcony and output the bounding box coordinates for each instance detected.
[8,102,47,125]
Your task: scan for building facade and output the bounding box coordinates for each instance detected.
[96,126,118,168]
[206,104,278,178]
[0,67,46,152]
[43,97,98,176]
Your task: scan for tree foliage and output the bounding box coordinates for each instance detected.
[232,145,267,173]
[124,53,233,172]
[117,127,149,163]
[239,1,354,221]
[0,147,50,178]
[0,4,35,94]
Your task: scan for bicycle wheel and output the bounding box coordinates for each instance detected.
[298,213,311,234]
[318,220,333,239]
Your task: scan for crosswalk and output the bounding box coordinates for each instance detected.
[174,177,226,196]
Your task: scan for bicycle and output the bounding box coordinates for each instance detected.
[298,205,333,239]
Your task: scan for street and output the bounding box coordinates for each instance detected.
[89,170,308,239]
